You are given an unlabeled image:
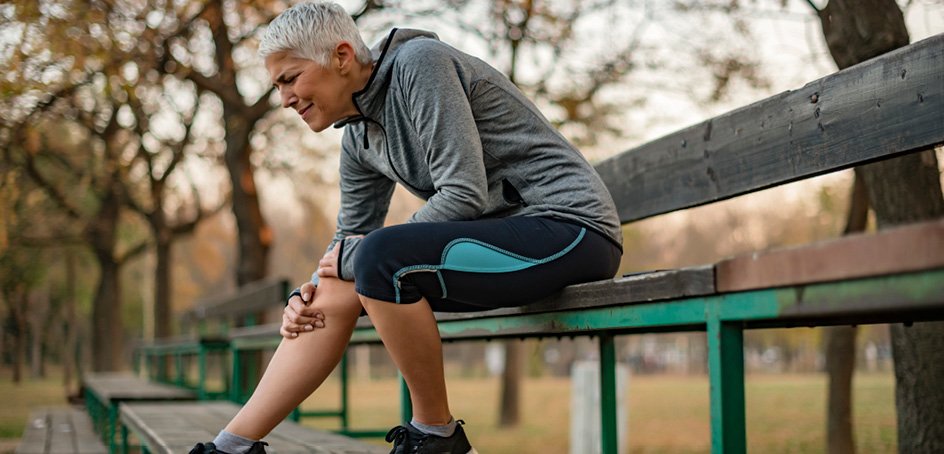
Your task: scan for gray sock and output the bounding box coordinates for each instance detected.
[212,430,258,454]
[410,417,457,438]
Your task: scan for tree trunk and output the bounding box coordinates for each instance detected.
[10,289,27,383]
[859,152,944,453]
[824,169,869,453]
[499,341,522,426]
[223,112,271,287]
[29,289,48,378]
[89,190,124,372]
[815,1,944,451]
[62,251,77,392]
[154,238,172,339]
[825,325,857,453]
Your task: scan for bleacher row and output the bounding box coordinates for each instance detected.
[17,33,944,454]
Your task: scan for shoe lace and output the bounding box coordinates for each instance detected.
[189,443,214,454]
[386,425,410,446]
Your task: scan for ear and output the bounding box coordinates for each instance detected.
[334,41,356,74]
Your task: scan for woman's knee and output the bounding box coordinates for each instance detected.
[309,277,360,315]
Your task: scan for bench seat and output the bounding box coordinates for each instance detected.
[16,407,108,454]
[120,401,386,453]
[83,373,197,453]
[228,218,944,344]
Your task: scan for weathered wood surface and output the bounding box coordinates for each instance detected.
[120,402,386,454]
[596,33,944,223]
[139,335,229,350]
[717,219,944,292]
[16,407,107,454]
[83,373,195,403]
[186,278,289,321]
[433,266,716,322]
[228,267,715,343]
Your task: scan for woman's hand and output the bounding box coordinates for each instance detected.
[280,282,325,338]
[316,236,362,279]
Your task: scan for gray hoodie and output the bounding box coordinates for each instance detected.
[313,28,622,285]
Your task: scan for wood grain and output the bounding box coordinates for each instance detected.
[595,34,944,223]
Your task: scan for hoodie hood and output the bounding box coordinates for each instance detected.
[333,28,440,128]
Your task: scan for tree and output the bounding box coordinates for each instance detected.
[808,0,944,451]
[124,83,227,339]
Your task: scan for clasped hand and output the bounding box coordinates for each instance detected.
[280,239,354,338]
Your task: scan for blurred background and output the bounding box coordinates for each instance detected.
[0,0,942,452]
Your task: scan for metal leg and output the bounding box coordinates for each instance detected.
[198,346,207,400]
[231,348,241,403]
[399,373,413,424]
[707,317,746,454]
[599,334,618,454]
[340,350,350,431]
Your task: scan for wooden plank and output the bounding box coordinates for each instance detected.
[120,402,386,454]
[716,219,944,292]
[232,267,715,345]
[16,407,107,454]
[595,34,944,223]
[433,266,716,322]
[187,278,289,320]
[83,373,195,403]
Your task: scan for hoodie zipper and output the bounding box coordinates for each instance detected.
[362,117,428,195]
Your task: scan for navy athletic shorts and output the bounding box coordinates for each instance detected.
[352,216,622,312]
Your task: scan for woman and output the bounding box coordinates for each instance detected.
[191,2,622,453]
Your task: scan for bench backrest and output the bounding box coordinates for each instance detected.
[181,278,289,335]
[595,33,943,222]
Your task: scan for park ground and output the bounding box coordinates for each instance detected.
[0,370,895,453]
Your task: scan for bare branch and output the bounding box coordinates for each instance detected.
[248,87,276,122]
[117,240,152,265]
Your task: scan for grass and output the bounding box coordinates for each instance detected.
[297,372,896,453]
[0,371,73,439]
[0,370,896,453]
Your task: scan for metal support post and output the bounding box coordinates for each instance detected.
[599,333,618,454]
[400,373,413,424]
[707,317,746,454]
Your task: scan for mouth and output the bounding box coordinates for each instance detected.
[298,104,312,118]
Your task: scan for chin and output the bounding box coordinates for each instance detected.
[307,120,330,133]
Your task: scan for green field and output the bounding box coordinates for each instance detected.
[0,372,895,453]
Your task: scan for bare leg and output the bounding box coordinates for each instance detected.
[224,277,362,439]
[360,296,452,425]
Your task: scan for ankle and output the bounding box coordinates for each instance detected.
[411,417,457,438]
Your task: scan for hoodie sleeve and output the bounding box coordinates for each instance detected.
[313,131,395,286]
[397,42,488,222]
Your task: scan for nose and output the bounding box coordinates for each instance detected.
[280,87,297,109]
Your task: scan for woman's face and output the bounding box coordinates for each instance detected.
[265,48,360,132]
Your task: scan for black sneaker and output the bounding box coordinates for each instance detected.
[385,420,476,454]
[189,441,268,454]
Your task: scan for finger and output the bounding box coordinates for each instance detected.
[280,325,298,338]
[283,313,321,332]
[300,282,316,303]
[291,299,324,319]
[317,267,338,278]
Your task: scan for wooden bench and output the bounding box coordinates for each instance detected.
[119,401,385,454]
[135,278,289,400]
[223,33,944,453]
[83,373,196,453]
[16,407,108,454]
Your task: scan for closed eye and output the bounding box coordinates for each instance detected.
[273,74,298,90]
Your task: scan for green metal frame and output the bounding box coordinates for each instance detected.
[128,268,943,452]
[341,268,943,454]
[83,386,123,454]
[137,339,230,400]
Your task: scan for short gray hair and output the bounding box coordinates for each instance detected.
[258,2,372,67]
